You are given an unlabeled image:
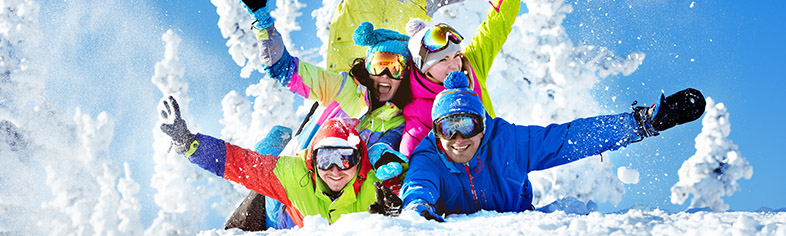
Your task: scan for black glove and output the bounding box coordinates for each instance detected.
[241,0,268,12]
[159,96,195,154]
[633,88,706,138]
[368,182,403,216]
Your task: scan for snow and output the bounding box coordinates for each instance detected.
[0,0,779,235]
[618,166,640,184]
[196,210,786,235]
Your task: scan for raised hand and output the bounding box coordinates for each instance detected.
[240,0,267,12]
[238,0,273,30]
[633,88,706,138]
[159,96,195,155]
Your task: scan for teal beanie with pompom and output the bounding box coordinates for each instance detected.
[353,22,412,64]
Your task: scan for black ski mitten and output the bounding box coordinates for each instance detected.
[159,96,196,155]
[240,0,267,12]
[368,182,403,216]
[633,88,706,139]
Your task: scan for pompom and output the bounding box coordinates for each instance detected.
[444,71,469,89]
[406,18,427,37]
[353,21,377,47]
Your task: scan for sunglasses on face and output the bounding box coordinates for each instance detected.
[421,23,464,52]
[314,147,359,171]
[366,51,407,80]
[433,113,484,140]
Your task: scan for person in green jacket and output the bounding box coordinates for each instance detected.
[159,96,381,227]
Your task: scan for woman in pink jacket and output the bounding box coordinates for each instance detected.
[399,0,520,156]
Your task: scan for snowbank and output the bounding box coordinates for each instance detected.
[197,210,786,235]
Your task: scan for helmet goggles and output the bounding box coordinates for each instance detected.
[366,51,407,80]
[421,23,464,52]
[314,147,360,171]
[433,113,484,140]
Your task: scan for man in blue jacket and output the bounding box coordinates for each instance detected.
[369,71,706,221]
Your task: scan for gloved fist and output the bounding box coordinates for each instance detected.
[240,0,267,12]
[633,88,706,138]
[368,182,403,216]
[238,0,274,29]
[368,144,409,181]
[159,96,195,155]
[405,202,444,222]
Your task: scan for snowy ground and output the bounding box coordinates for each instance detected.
[200,210,786,235]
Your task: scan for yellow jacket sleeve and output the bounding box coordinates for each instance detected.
[463,0,521,118]
[294,61,369,118]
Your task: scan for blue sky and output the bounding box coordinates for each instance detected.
[37,0,785,228]
[563,0,786,212]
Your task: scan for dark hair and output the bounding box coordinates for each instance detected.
[348,58,412,110]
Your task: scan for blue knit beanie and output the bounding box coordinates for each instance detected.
[432,71,486,121]
[353,22,411,64]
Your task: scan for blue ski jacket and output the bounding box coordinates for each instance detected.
[400,112,643,216]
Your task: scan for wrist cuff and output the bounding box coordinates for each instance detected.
[185,138,200,157]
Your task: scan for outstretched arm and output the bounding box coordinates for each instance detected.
[522,88,706,171]
[240,0,367,117]
[462,0,521,118]
[158,95,292,206]
[400,148,448,221]
[463,0,521,75]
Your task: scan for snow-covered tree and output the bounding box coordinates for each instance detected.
[0,0,43,233]
[147,30,207,235]
[670,98,752,211]
[2,1,143,235]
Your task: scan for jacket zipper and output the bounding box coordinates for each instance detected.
[464,164,481,210]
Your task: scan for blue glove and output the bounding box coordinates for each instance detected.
[406,202,444,222]
[367,144,409,181]
[239,0,274,29]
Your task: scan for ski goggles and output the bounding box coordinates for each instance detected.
[366,51,407,80]
[433,113,484,140]
[421,23,464,52]
[314,147,360,171]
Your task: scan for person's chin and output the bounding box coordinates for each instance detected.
[378,91,395,102]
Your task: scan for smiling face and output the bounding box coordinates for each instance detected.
[425,51,463,84]
[369,73,402,102]
[316,164,358,192]
[439,132,483,164]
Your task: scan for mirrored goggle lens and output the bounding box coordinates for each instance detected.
[366,52,406,80]
[422,24,464,52]
[435,114,483,140]
[314,148,358,170]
